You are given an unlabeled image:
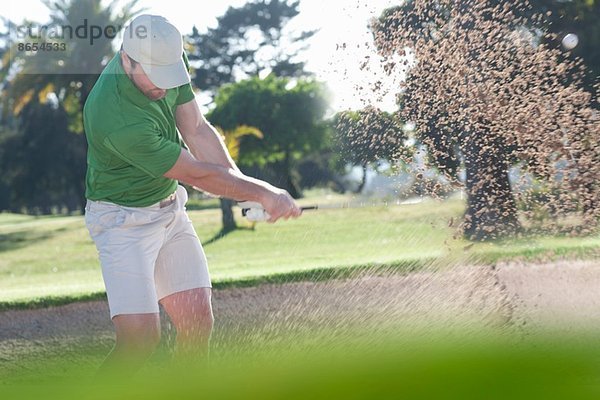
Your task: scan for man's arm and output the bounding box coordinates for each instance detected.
[164,148,301,222]
[173,98,301,222]
[175,99,239,171]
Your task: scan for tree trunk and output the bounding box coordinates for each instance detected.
[581,181,599,226]
[463,137,520,241]
[281,150,301,199]
[220,198,236,232]
[572,150,600,228]
[356,164,368,194]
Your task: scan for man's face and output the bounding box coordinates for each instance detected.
[121,52,167,101]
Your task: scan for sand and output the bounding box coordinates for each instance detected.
[1,259,599,376]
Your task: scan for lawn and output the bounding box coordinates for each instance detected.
[0,191,599,308]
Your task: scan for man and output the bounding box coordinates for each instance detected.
[83,14,301,373]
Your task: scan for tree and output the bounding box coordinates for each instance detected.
[2,0,139,126]
[334,107,409,193]
[0,0,139,212]
[187,0,315,95]
[0,102,86,213]
[208,75,330,199]
[506,0,600,102]
[372,0,599,240]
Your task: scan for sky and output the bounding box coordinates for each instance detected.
[4,0,403,112]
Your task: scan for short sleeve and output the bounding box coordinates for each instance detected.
[176,52,196,105]
[103,125,182,178]
[176,83,195,105]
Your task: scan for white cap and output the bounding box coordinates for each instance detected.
[122,15,190,89]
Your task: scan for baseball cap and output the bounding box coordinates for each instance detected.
[122,15,190,89]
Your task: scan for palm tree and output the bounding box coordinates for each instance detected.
[215,125,263,232]
[2,0,140,127]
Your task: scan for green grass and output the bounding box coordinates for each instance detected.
[5,327,600,398]
[0,194,599,309]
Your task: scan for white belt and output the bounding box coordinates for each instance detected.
[157,192,177,209]
[87,192,177,210]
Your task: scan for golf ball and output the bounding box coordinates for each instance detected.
[562,33,579,50]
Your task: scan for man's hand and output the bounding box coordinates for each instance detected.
[261,189,302,223]
[164,149,301,224]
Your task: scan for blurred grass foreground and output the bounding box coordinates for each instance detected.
[4,326,600,399]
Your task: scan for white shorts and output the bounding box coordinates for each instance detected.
[85,185,211,319]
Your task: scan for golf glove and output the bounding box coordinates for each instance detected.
[239,201,271,222]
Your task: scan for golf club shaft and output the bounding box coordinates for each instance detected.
[242,201,388,216]
[241,199,416,221]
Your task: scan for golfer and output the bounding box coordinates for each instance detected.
[83,14,301,373]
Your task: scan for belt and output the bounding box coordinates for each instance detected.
[87,192,177,210]
[158,192,177,208]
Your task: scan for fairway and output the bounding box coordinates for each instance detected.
[1,193,599,307]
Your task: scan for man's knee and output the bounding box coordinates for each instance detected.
[178,300,214,334]
[113,313,161,352]
[197,303,214,330]
[161,288,214,334]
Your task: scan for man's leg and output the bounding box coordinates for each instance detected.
[98,313,161,376]
[160,288,214,360]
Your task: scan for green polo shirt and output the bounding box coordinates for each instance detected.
[83,53,195,206]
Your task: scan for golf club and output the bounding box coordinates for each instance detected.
[239,201,318,222]
[238,200,412,222]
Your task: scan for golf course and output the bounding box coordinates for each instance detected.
[2,0,600,397]
[3,191,600,398]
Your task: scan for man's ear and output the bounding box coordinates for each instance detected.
[119,50,130,71]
